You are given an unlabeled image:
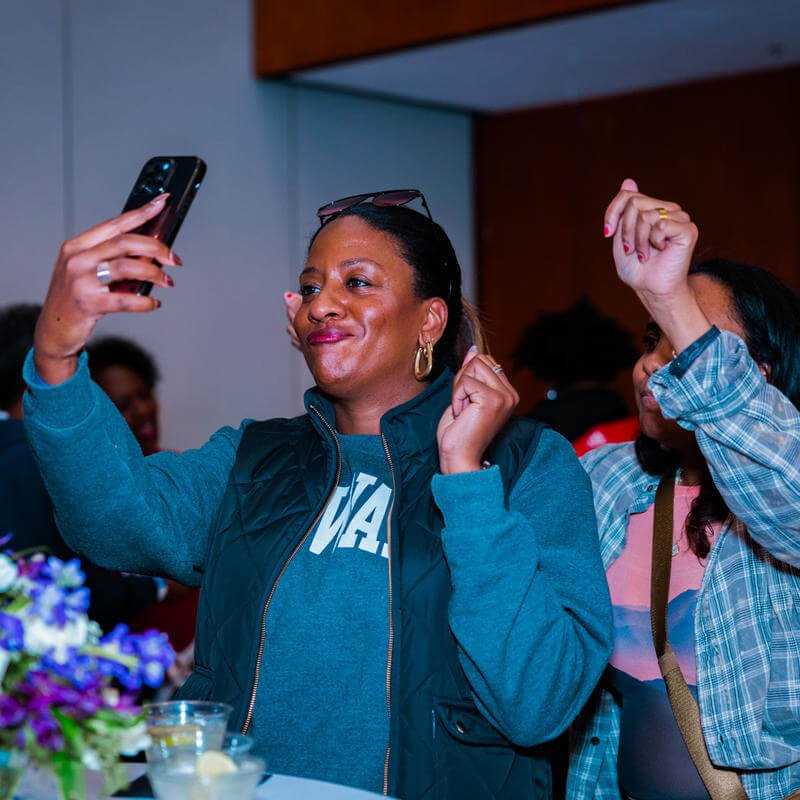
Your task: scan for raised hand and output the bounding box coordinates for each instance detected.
[437,347,519,475]
[604,178,709,353]
[604,178,698,298]
[34,195,179,385]
[284,292,302,350]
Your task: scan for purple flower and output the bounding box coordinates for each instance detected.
[0,611,24,649]
[18,553,46,580]
[30,709,63,751]
[101,623,131,650]
[42,651,102,690]
[29,582,69,626]
[29,582,89,627]
[0,695,25,727]
[65,586,90,616]
[42,557,85,589]
[134,629,174,667]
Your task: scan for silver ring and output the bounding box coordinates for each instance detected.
[491,364,504,375]
[96,261,112,284]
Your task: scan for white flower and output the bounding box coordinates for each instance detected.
[119,721,151,756]
[81,749,102,771]
[102,688,120,708]
[23,613,89,661]
[0,648,9,683]
[0,554,17,592]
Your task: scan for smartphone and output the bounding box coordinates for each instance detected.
[118,156,206,295]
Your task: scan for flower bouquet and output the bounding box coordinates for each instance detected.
[0,544,175,800]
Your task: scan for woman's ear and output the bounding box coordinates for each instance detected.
[757,361,772,382]
[419,298,448,347]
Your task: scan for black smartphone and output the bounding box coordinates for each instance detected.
[118,156,206,296]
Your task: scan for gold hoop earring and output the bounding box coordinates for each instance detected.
[414,340,434,381]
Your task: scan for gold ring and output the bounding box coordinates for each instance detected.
[656,207,668,220]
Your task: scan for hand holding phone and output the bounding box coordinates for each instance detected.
[117,156,206,295]
[33,156,204,386]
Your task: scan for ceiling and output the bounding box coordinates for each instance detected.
[290,0,800,112]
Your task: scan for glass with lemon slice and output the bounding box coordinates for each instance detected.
[144,701,233,764]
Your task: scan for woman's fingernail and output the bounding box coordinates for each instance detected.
[150,193,169,206]
[637,252,645,262]
[603,224,610,237]
[285,292,293,299]
[170,250,182,265]
[165,275,174,287]
[153,299,162,309]
[623,242,630,254]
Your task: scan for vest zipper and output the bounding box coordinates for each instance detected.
[240,404,342,735]
[380,433,396,796]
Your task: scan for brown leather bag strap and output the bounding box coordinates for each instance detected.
[650,473,749,800]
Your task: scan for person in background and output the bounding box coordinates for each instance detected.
[24,189,611,798]
[514,297,639,442]
[87,336,161,456]
[569,179,800,799]
[86,335,199,666]
[0,304,166,633]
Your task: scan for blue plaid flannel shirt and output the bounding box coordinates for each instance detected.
[567,329,800,800]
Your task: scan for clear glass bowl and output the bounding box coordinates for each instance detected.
[147,753,265,800]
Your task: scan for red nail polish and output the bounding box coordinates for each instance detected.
[165,275,174,287]
[154,299,162,309]
[170,251,183,266]
[285,292,293,299]
[637,252,644,262]
[623,243,630,254]
[603,224,610,237]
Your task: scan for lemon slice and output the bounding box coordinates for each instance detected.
[195,750,237,777]
[147,724,201,747]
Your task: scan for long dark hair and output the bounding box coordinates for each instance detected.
[636,258,800,557]
[309,204,485,375]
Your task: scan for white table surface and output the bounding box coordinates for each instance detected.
[102,763,391,799]
[16,763,391,800]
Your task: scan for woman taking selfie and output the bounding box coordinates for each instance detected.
[569,180,800,799]
[24,190,611,798]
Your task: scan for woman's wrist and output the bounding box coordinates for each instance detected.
[636,285,713,355]
[438,456,482,475]
[32,349,80,386]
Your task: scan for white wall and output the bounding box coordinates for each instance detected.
[0,0,474,451]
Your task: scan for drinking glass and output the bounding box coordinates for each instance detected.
[144,700,232,764]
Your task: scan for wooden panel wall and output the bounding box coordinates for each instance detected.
[475,66,800,415]
[253,0,630,76]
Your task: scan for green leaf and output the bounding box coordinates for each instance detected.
[3,596,31,613]
[51,751,87,800]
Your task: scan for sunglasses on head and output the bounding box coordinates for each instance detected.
[316,189,433,226]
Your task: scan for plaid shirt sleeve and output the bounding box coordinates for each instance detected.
[650,329,800,567]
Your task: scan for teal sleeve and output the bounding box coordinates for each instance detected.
[22,349,247,586]
[431,429,612,746]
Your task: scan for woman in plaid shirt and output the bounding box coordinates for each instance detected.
[567,179,800,800]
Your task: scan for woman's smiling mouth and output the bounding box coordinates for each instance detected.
[307,328,353,344]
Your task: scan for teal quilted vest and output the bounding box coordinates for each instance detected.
[178,369,553,799]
